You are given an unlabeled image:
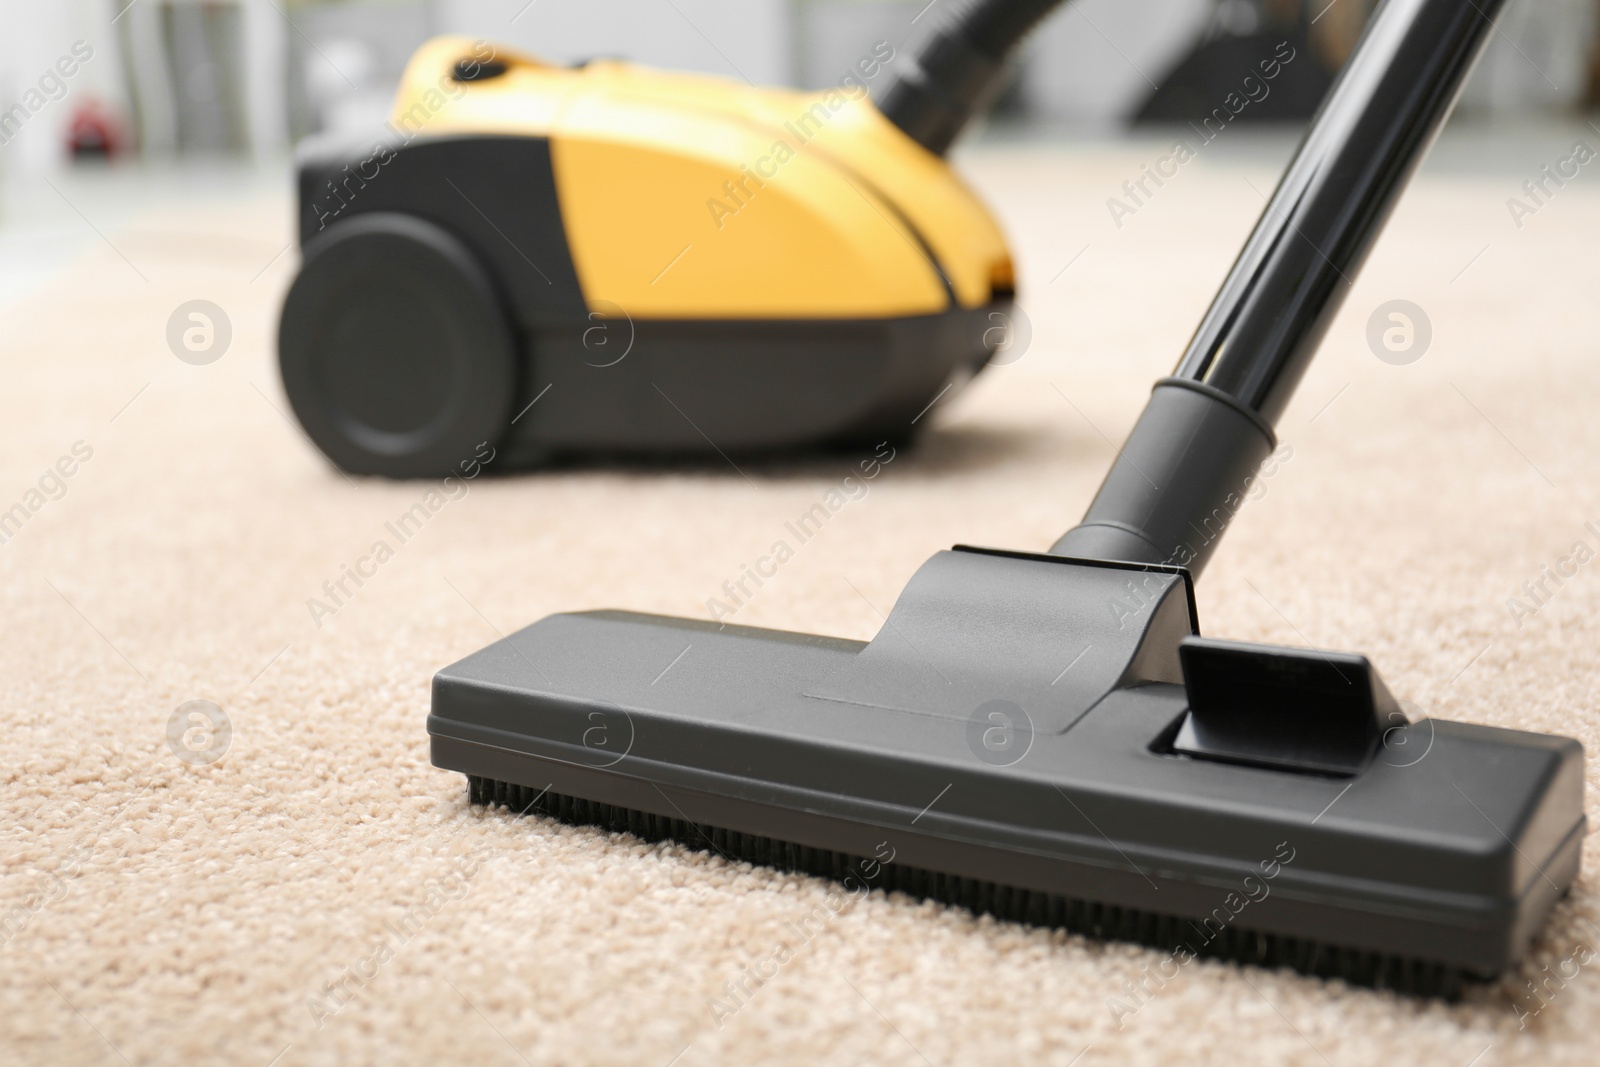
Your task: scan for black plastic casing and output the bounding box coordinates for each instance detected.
[429,551,1586,978]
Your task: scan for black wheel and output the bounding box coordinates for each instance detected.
[278,212,517,478]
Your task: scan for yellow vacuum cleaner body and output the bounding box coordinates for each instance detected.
[278,37,1016,476]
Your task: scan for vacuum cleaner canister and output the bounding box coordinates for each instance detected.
[277,37,1015,477]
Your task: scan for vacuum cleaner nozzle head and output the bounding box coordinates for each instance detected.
[431,549,1585,996]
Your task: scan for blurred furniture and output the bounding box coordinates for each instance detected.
[1133,0,1343,126]
[1458,0,1596,116]
[115,0,287,156]
[285,0,436,139]
[435,0,792,86]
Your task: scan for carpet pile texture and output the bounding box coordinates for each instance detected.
[2,139,1597,1065]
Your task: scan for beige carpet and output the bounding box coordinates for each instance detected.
[3,136,1598,1066]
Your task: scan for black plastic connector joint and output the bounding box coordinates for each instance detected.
[875,34,1006,157]
[1050,379,1275,577]
[876,0,1065,156]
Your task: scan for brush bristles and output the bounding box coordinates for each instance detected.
[468,775,1468,998]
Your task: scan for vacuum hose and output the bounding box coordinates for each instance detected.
[876,0,1066,155]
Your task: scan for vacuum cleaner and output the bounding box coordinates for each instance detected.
[277,20,1021,477]
[428,0,1585,995]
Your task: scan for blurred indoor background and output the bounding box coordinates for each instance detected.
[2,0,1596,171]
[1,0,1595,305]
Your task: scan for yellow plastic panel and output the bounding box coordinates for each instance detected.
[550,92,949,319]
[391,37,1011,318]
[767,92,1010,309]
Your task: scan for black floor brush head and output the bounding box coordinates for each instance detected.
[465,776,1470,999]
[432,552,1584,1003]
